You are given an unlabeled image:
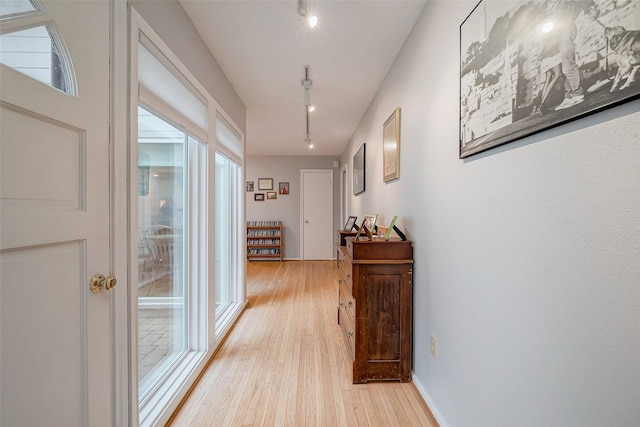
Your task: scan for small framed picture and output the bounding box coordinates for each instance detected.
[267,191,277,200]
[258,178,273,190]
[246,181,254,192]
[344,216,357,232]
[385,215,397,241]
[362,213,378,233]
[254,193,265,201]
[279,182,289,195]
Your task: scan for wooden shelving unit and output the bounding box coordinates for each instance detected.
[247,221,284,261]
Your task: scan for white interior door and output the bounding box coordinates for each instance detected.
[301,169,333,260]
[0,1,113,425]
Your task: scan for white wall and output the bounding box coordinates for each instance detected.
[246,156,341,259]
[341,1,640,426]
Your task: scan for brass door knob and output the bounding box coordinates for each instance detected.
[90,274,118,293]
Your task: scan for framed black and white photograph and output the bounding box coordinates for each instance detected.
[246,181,254,192]
[383,108,401,182]
[258,178,273,190]
[254,193,265,201]
[460,0,640,158]
[353,143,366,195]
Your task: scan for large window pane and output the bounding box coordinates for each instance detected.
[137,106,187,400]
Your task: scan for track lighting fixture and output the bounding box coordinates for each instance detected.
[302,65,314,149]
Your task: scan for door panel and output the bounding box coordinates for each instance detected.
[0,1,112,425]
[1,242,87,426]
[0,104,83,213]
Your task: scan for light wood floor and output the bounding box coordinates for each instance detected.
[169,261,437,426]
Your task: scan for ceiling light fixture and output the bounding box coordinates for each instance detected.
[298,0,318,28]
[302,65,314,149]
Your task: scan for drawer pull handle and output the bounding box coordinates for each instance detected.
[347,331,354,338]
[348,301,353,307]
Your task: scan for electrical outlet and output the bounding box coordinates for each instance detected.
[430,334,437,359]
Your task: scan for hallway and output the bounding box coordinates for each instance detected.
[169,261,436,426]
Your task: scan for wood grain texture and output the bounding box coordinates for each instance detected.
[168,261,437,427]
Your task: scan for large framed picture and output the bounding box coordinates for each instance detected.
[460,0,640,158]
[353,143,366,195]
[383,108,401,182]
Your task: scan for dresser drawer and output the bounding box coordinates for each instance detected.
[339,280,355,319]
[337,249,352,290]
[338,294,355,360]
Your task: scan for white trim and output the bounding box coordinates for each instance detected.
[412,374,448,427]
[128,7,142,426]
[138,297,183,309]
[110,0,131,425]
[339,163,348,229]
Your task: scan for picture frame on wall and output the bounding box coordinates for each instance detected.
[279,182,289,195]
[258,178,273,190]
[459,0,640,158]
[383,108,401,182]
[267,191,277,200]
[254,193,265,201]
[353,143,366,195]
[246,181,254,192]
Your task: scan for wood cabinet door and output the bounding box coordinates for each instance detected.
[354,263,412,383]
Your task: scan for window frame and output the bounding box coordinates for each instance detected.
[130,8,246,427]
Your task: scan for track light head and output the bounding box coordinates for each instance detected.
[298,0,318,28]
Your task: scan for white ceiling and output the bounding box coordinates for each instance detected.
[180,0,427,156]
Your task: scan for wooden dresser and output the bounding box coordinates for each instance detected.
[336,236,413,383]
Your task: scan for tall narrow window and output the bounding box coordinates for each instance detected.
[215,152,239,318]
[137,106,187,400]
[214,114,243,330]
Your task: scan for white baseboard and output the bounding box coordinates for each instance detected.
[412,374,448,427]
